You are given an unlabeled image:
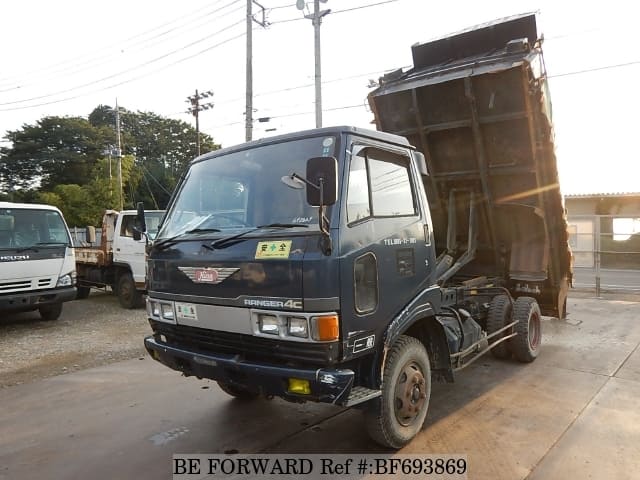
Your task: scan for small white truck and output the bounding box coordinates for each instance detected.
[0,202,77,321]
[75,209,164,308]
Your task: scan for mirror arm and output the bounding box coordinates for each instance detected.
[291,173,318,190]
[317,178,332,256]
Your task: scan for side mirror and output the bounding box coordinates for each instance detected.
[414,151,429,177]
[133,202,146,241]
[85,226,96,244]
[136,202,146,233]
[306,156,337,206]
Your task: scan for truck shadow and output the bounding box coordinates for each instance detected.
[197,358,524,454]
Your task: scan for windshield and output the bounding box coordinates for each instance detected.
[0,208,71,249]
[157,135,338,239]
[145,211,164,239]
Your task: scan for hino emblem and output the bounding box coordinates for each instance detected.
[178,267,239,284]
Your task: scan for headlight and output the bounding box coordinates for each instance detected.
[258,314,279,335]
[287,317,308,338]
[56,273,72,287]
[147,300,161,317]
[147,300,158,317]
[161,303,174,320]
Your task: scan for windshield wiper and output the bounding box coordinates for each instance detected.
[36,241,69,247]
[210,223,308,250]
[153,228,221,251]
[16,246,39,253]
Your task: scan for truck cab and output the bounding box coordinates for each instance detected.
[75,209,164,308]
[0,202,76,321]
[143,126,541,447]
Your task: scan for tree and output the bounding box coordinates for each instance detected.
[0,117,112,190]
[1,105,220,217]
[89,105,218,208]
[37,185,96,227]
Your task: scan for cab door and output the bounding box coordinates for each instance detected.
[339,143,434,361]
[113,214,146,283]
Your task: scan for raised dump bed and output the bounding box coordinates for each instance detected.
[368,13,572,317]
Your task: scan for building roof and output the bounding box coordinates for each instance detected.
[564,192,640,199]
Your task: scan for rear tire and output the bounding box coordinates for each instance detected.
[117,272,142,309]
[486,294,512,359]
[39,303,63,321]
[365,335,431,448]
[511,297,542,363]
[217,382,260,400]
[76,285,91,300]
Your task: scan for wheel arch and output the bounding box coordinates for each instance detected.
[378,314,454,387]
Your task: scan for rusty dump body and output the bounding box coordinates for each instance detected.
[369,13,572,317]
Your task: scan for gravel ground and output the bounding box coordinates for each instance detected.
[0,291,150,388]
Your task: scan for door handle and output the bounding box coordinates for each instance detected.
[116,248,120,251]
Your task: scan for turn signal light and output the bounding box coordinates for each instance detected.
[312,315,339,341]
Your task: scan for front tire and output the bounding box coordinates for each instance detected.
[76,285,91,300]
[39,303,62,321]
[510,297,542,363]
[365,335,431,448]
[117,272,142,309]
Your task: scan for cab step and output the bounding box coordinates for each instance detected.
[344,386,381,407]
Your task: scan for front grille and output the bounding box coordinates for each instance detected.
[0,277,54,292]
[0,280,31,292]
[149,320,340,366]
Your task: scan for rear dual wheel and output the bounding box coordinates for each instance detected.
[486,294,512,359]
[510,296,542,363]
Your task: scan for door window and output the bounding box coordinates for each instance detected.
[346,147,416,225]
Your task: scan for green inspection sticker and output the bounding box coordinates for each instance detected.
[255,240,292,259]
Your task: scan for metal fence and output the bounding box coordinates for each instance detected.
[567,215,640,295]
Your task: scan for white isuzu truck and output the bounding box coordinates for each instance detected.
[0,202,76,321]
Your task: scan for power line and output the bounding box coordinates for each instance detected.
[205,102,366,129]
[0,18,245,107]
[211,67,409,107]
[548,59,640,78]
[203,55,640,130]
[269,0,404,24]
[0,32,246,112]
[0,0,243,92]
[141,164,173,196]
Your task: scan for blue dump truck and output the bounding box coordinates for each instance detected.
[142,13,572,448]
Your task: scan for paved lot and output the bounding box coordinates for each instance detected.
[1,295,639,479]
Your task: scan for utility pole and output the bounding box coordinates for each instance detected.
[186,89,214,156]
[115,99,123,211]
[246,0,267,142]
[301,0,330,128]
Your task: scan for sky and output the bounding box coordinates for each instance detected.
[1,0,639,195]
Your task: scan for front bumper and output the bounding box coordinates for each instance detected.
[0,286,76,312]
[144,336,355,404]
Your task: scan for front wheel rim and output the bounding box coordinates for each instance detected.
[393,360,427,426]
